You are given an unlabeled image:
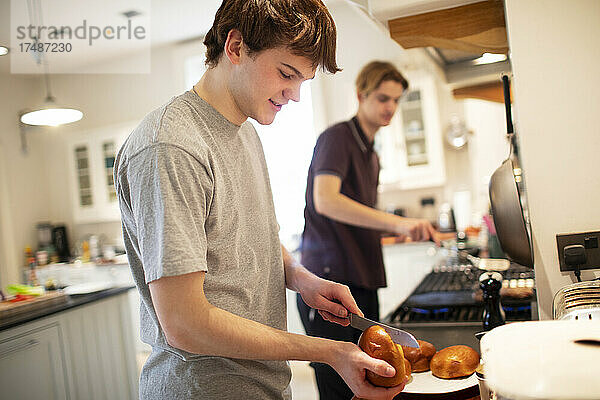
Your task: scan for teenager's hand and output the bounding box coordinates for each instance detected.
[328,341,408,400]
[297,272,361,326]
[392,217,439,245]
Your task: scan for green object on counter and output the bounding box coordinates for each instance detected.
[6,284,45,296]
[487,234,505,259]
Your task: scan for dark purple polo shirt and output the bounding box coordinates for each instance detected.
[301,116,386,290]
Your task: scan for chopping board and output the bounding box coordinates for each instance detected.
[0,291,67,319]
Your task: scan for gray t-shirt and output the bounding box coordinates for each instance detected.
[114,90,291,399]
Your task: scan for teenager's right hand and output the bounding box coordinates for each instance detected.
[392,217,439,245]
[327,341,407,400]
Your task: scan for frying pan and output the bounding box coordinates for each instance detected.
[488,75,534,268]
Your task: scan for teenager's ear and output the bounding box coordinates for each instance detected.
[357,90,364,103]
[224,29,244,65]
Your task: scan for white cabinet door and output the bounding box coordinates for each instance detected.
[68,121,136,223]
[376,73,446,190]
[0,323,68,399]
[61,294,138,400]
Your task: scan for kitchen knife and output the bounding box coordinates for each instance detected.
[349,313,420,348]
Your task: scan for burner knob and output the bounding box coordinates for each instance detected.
[479,272,505,331]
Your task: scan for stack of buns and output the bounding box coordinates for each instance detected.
[358,325,480,384]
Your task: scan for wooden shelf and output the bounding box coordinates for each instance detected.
[453,81,513,103]
[388,0,508,54]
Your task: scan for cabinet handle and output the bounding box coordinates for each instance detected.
[0,339,40,358]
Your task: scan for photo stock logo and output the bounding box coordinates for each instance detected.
[10,0,151,74]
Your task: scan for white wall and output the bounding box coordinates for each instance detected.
[464,99,510,217]
[0,74,51,287]
[505,0,600,319]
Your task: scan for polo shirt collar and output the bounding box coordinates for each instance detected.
[350,116,374,153]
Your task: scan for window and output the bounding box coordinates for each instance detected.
[74,145,92,207]
[251,82,316,252]
[184,54,207,90]
[102,141,117,202]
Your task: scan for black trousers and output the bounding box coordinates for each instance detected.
[296,286,379,400]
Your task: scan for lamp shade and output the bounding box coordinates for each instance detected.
[20,97,83,126]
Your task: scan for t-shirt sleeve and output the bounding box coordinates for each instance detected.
[311,127,351,180]
[126,143,213,283]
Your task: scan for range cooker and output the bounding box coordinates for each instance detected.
[384,259,537,350]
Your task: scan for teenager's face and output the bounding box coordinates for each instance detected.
[231,46,316,125]
[358,80,404,128]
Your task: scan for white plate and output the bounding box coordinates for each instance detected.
[403,370,478,394]
[63,281,113,295]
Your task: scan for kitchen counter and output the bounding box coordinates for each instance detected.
[0,286,135,332]
[0,285,138,399]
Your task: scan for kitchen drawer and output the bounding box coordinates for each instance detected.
[0,323,69,399]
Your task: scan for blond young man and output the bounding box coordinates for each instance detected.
[114,2,407,399]
[298,61,438,399]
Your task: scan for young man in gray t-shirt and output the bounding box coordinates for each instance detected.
[114,1,407,399]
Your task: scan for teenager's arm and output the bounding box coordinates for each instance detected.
[149,272,406,400]
[313,174,438,243]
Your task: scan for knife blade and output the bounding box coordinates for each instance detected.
[349,313,420,348]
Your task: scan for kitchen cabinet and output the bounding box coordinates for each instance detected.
[375,72,446,190]
[0,289,138,399]
[68,121,136,223]
[0,323,68,399]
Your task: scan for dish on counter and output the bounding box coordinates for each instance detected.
[403,369,478,394]
[63,281,113,295]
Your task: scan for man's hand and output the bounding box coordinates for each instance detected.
[329,341,408,400]
[393,217,439,244]
[296,269,362,326]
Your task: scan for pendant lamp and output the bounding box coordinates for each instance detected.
[20,73,83,127]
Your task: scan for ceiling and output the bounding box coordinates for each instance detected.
[0,0,223,74]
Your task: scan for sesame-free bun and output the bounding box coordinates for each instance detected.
[402,340,436,372]
[358,325,407,387]
[430,345,479,379]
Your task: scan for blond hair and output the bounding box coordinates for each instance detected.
[355,61,408,96]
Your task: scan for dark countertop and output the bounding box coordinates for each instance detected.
[0,286,135,332]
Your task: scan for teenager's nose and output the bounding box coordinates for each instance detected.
[387,101,398,113]
[284,84,301,102]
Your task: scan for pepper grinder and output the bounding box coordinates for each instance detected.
[480,271,505,331]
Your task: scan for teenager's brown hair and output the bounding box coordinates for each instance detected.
[204,0,341,73]
[355,61,408,96]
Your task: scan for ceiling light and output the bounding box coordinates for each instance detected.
[0,46,8,56]
[20,67,83,127]
[20,97,83,126]
[474,53,507,65]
